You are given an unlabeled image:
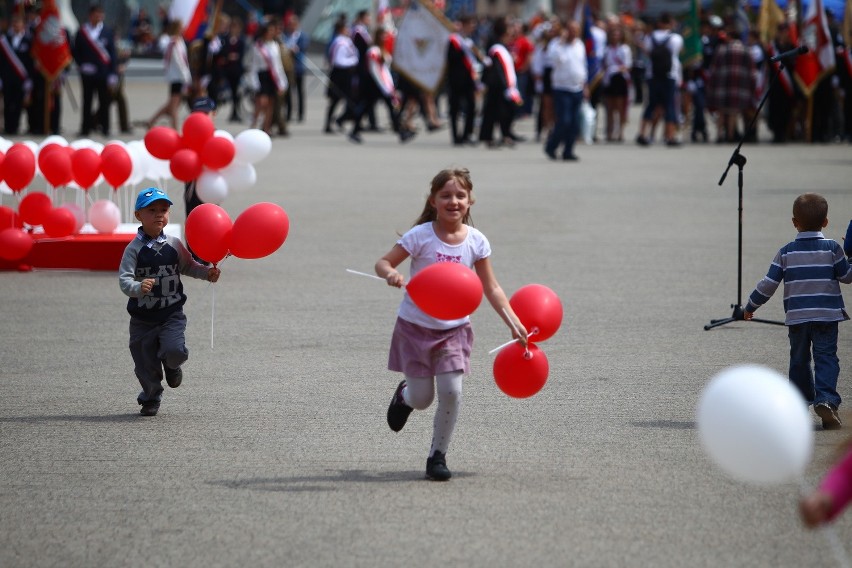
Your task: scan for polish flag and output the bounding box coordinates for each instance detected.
[168,0,209,42]
[794,0,835,95]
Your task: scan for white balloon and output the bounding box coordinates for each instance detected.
[696,364,813,485]
[0,138,12,152]
[60,202,85,233]
[39,135,68,150]
[126,141,149,186]
[213,129,235,142]
[70,138,96,150]
[220,161,256,192]
[88,199,121,233]
[234,129,271,164]
[146,157,172,183]
[0,181,12,195]
[196,169,229,204]
[22,140,39,156]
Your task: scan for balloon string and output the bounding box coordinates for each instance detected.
[799,478,851,568]
[210,282,216,350]
[488,328,538,355]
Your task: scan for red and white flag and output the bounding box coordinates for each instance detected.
[168,0,209,42]
[794,0,835,95]
[31,0,72,81]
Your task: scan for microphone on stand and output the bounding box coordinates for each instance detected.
[770,45,809,62]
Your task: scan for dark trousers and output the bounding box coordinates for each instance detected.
[479,89,513,142]
[788,321,840,407]
[129,310,189,403]
[545,89,583,158]
[447,84,475,143]
[80,75,110,135]
[286,72,304,121]
[2,82,25,134]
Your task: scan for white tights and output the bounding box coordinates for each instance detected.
[402,371,463,457]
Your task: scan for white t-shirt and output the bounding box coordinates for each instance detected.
[397,222,491,330]
[547,38,587,92]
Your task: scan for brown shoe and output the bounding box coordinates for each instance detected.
[815,403,842,430]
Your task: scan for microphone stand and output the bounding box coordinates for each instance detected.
[704,55,791,330]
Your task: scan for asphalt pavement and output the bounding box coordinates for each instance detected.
[1,76,852,567]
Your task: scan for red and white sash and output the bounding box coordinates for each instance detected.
[769,43,794,97]
[81,25,110,65]
[259,41,287,91]
[0,35,28,80]
[367,46,394,98]
[449,33,478,81]
[489,43,521,104]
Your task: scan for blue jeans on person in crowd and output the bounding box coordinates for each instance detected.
[545,89,583,159]
[788,321,841,408]
[643,76,677,124]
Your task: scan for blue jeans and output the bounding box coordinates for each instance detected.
[546,89,583,158]
[788,321,840,407]
[643,76,677,124]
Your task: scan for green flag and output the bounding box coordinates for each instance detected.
[681,0,702,67]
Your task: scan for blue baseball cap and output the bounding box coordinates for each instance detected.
[190,97,216,113]
[135,187,173,210]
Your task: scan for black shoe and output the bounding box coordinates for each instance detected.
[562,154,579,161]
[665,139,682,147]
[163,363,182,388]
[426,451,452,481]
[815,402,842,430]
[324,127,335,134]
[399,129,416,143]
[509,133,526,142]
[387,380,413,432]
[139,400,160,416]
[348,132,363,144]
[544,148,557,160]
[636,135,650,147]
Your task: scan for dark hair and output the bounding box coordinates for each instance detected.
[793,193,828,231]
[412,168,476,227]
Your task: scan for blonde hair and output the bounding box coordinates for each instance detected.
[412,168,476,227]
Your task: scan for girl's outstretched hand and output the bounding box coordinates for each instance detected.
[513,322,529,347]
[799,491,833,528]
[208,267,221,283]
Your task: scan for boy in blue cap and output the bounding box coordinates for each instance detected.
[119,187,221,416]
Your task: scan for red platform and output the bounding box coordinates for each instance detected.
[0,225,182,272]
[0,232,133,271]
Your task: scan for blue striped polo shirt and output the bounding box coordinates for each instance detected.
[746,232,852,325]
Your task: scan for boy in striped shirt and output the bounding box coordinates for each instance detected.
[745,193,852,430]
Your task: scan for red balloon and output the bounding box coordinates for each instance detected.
[509,284,564,342]
[185,203,233,264]
[493,342,549,398]
[38,145,73,186]
[0,227,33,261]
[71,148,102,189]
[0,150,5,182]
[406,262,484,320]
[0,205,21,229]
[229,202,290,259]
[100,145,132,188]
[144,126,182,160]
[3,144,36,191]
[170,149,202,182]
[18,191,53,226]
[182,112,215,152]
[201,136,236,170]
[42,207,77,238]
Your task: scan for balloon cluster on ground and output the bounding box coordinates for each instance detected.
[494,284,564,399]
[185,202,290,265]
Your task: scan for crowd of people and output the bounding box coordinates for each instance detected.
[1,5,851,148]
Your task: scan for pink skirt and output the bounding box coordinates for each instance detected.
[388,317,473,378]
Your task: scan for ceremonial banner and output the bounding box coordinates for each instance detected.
[392,0,452,94]
[681,0,702,67]
[168,0,209,41]
[757,0,786,46]
[794,0,835,95]
[31,0,71,81]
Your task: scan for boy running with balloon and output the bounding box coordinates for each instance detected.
[119,187,220,416]
[744,193,852,430]
[375,167,527,481]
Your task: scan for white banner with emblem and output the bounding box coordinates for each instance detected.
[392,0,452,94]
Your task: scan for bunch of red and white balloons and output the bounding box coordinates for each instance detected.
[379,262,564,399]
[144,115,271,204]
